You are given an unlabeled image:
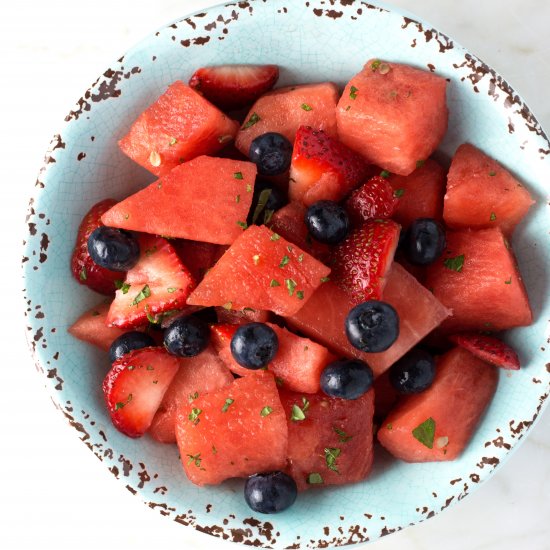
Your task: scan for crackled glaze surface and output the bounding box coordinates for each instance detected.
[22,1,550,547]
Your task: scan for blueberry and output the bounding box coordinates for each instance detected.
[320,358,374,400]
[163,316,210,357]
[109,331,156,363]
[389,349,436,394]
[404,218,446,265]
[345,300,399,353]
[305,201,349,244]
[87,226,140,271]
[249,132,293,176]
[247,179,287,226]
[244,472,297,514]
[230,322,278,369]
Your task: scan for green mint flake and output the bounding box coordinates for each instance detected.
[157,182,162,189]
[263,209,275,225]
[270,279,280,288]
[301,103,313,111]
[345,105,351,111]
[489,170,497,176]
[279,255,290,268]
[212,445,217,454]
[188,391,199,402]
[222,398,234,413]
[270,233,280,241]
[296,290,304,300]
[387,423,393,431]
[235,194,241,203]
[324,447,341,473]
[114,280,131,294]
[222,302,233,310]
[275,377,284,387]
[393,188,405,198]
[443,254,465,273]
[380,170,390,179]
[145,245,157,257]
[123,213,130,220]
[132,284,151,305]
[349,85,359,100]
[490,212,497,221]
[234,171,243,180]
[416,159,425,168]
[126,365,135,371]
[298,254,304,263]
[167,287,177,293]
[287,245,293,252]
[412,417,436,449]
[260,406,273,417]
[504,277,512,284]
[246,183,252,193]
[114,393,133,411]
[188,408,202,424]
[186,453,203,468]
[236,220,248,230]
[301,397,310,412]
[251,188,272,224]
[146,311,158,324]
[285,278,297,296]
[371,59,382,71]
[333,426,353,443]
[290,404,306,421]
[169,137,177,146]
[79,267,87,281]
[307,472,323,485]
[320,276,330,283]
[242,112,261,129]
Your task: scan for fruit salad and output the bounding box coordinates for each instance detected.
[68,60,534,514]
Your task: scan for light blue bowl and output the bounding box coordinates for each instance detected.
[23,1,550,547]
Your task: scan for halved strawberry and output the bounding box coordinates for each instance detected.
[288,126,370,206]
[71,199,121,295]
[331,219,401,304]
[449,332,520,370]
[106,235,195,328]
[189,65,279,111]
[102,347,180,438]
[345,176,400,226]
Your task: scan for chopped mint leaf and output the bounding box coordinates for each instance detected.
[301,103,313,111]
[320,276,330,283]
[167,287,177,293]
[222,398,234,413]
[242,112,261,129]
[489,171,497,176]
[222,302,233,310]
[371,59,381,70]
[186,453,203,468]
[114,280,131,294]
[324,447,341,473]
[169,137,178,146]
[290,404,306,421]
[301,397,310,412]
[79,267,87,281]
[132,284,151,305]
[123,213,130,220]
[307,472,323,485]
[264,209,274,224]
[393,188,405,198]
[296,290,304,300]
[188,408,202,424]
[246,183,252,193]
[443,255,465,273]
[236,220,248,230]
[349,85,359,99]
[234,172,243,180]
[145,245,157,257]
[260,406,273,417]
[387,423,393,430]
[146,311,158,324]
[490,212,497,221]
[345,105,351,111]
[270,233,280,241]
[211,445,217,454]
[235,194,241,203]
[416,159,425,168]
[114,393,133,411]
[275,377,284,387]
[270,279,280,288]
[285,278,297,296]
[126,365,135,371]
[504,277,512,284]
[380,170,390,179]
[251,188,272,224]
[279,255,290,268]
[333,426,353,442]
[286,245,293,252]
[412,417,436,449]
[297,254,304,263]
[188,391,199,402]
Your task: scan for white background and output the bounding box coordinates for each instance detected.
[1,1,549,549]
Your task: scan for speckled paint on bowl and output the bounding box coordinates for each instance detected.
[22,1,550,547]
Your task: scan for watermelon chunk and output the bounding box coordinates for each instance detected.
[101,156,257,244]
[377,347,498,462]
[387,159,446,228]
[187,225,331,316]
[172,240,228,282]
[336,60,448,175]
[286,263,451,377]
[235,83,339,156]
[107,235,195,328]
[425,228,532,331]
[149,346,233,443]
[213,323,334,393]
[443,143,535,234]
[119,81,239,177]
[279,389,375,491]
[175,371,288,485]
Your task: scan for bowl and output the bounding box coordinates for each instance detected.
[22,0,550,547]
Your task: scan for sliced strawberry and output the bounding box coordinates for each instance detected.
[331,219,401,304]
[71,199,121,295]
[172,239,227,282]
[189,64,279,111]
[210,324,238,353]
[102,347,180,438]
[345,176,400,226]
[449,332,520,370]
[288,126,370,206]
[107,235,195,328]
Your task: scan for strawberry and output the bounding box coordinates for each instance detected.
[210,323,238,353]
[288,126,370,206]
[172,239,227,282]
[188,64,279,111]
[106,235,195,329]
[71,199,121,295]
[345,176,400,226]
[449,333,520,370]
[331,219,401,304]
[102,347,180,437]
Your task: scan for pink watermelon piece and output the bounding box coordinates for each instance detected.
[377,346,498,462]
[175,371,288,485]
[149,346,233,443]
[187,225,331,316]
[235,83,339,156]
[286,263,451,377]
[425,227,533,331]
[388,158,446,228]
[119,81,239,177]
[443,143,535,234]
[279,389,375,491]
[101,156,257,244]
[336,59,448,175]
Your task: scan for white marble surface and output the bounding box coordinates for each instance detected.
[1,1,549,549]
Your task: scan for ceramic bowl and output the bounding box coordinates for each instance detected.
[23,1,550,547]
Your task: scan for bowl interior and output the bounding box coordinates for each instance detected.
[23,1,550,547]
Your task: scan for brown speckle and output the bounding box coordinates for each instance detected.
[77,152,86,161]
